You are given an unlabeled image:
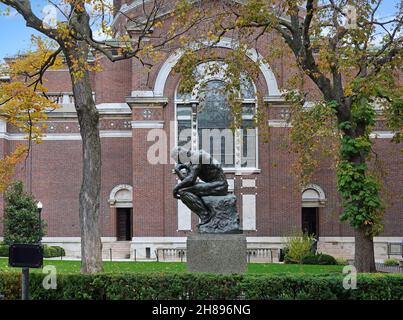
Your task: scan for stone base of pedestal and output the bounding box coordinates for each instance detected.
[187,234,247,273]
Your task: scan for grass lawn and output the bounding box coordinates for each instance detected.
[0,257,343,274]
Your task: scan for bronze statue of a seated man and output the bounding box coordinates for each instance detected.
[171,147,228,226]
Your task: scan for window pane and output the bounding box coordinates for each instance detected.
[198,128,235,167]
[197,80,235,167]
[176,68,258,169]
[176,91,192,101]
[177,105,192,117]
[242,120,256,168]
[198,80,232,129]
[240,76,255,99]
[178,120,191,148]
[242,103,255,116]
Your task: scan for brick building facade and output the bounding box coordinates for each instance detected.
[0,0,401,260]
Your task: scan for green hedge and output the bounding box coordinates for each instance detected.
[0,244,65,258]
[384,259,400,267]
[302,254,338,265]
[0,244,8,257]
[0,272,402,300]
[43,245,66,258]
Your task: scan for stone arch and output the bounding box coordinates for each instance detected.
[108,184,133,208]
[154,37,281,97]
[302,184,327,207]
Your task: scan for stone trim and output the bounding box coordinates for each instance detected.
[0,119,6,134]
[302,184,327,207]
[319,236,403,243]
[153,37,281,97]
[0,131,132,140]
[131,237,188,243]
[369,131,395,139]
[108,184,133,207]
[264,96,286,103]
[97,103,132,114]
[41,237,117,243]
[126,96,168,106]
[267,120,396,139]
[131,121,164,129]
[268,120,292,128]
[35,236,402,244]
[100,131,132,138]
[131,90,154,97]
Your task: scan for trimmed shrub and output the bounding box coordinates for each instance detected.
[0,244,8,257]
[284,233,315,264]
[302,254,338,265]
[384,259,400,267]
[0,272,402,300]
[301,254,319,265]
[0,273,20,300]
[43,245,65,258]
[336,258,349,266]
[0,244,65,258]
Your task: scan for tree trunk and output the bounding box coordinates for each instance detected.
[355,227,376,273]
[338,100,377,274]
[64,44,103,273]
[350,138,376,273]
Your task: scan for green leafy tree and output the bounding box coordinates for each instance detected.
[3,181,46,245]
[0,0,195,273]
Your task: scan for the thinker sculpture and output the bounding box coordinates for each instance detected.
[171,146,240,233]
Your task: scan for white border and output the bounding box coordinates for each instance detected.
[369,131,395,139]
[0,131,132,141]
[131,121,164,129]
[0,119,6,134]
[152,37,281,97]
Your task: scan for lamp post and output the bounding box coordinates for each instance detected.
[37,201,43,244]
[37,201,43,221]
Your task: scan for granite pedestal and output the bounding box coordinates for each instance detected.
[187,234,247,273]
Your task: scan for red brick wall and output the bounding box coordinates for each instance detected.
[0,133,132,238]
[132,127,166,236]
[43,69,73,92]
[100,137,133,236]
[95,57,132,103]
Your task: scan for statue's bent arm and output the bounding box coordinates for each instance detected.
[174,164,189,181]
[175,164,200,191]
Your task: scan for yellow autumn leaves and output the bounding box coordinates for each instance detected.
[0,37,62,191]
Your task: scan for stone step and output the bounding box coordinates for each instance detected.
[101,241,132,259]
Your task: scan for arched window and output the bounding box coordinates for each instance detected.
[175,61,257,170]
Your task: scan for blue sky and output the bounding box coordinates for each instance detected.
[0,0,45,60]
[0,0,400,61]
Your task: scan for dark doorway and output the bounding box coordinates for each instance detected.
[301,207,319,239]
[116,208,132,241]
